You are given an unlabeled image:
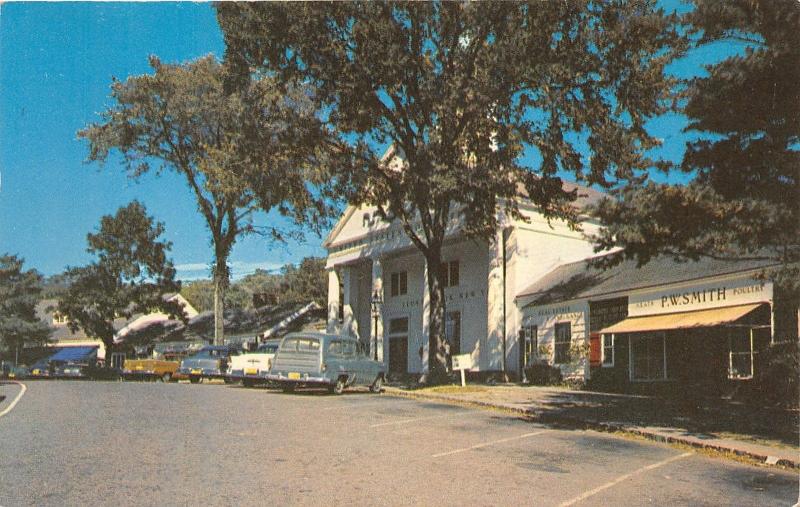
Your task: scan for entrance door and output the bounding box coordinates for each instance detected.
[389,337,408,374]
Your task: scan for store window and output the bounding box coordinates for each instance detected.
[602,334,614,367]
[729,330,754,379]
[554,322,571,364]
[441,261,460,288]
[525,325,538,361]
[390,271,408,297]
[629,332,666,381]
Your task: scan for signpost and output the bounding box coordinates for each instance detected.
[451,353,473,387]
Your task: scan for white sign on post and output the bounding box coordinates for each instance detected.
[451,353,473,387]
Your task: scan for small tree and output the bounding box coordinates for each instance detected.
[79,55,340,345]
[218,1,685,382]
[58,202,185,364]
[0,255,51,363]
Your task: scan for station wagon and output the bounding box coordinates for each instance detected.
[266,332,385,394]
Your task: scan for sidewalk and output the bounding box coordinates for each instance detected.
[383,384,800,469]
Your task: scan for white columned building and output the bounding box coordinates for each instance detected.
[323,179,606,380]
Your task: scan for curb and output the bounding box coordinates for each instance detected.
[383,387,799,470]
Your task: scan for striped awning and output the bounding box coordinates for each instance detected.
[600,303,765,334]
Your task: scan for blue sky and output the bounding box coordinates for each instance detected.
[0,2,739,280]
[0,2,327,279]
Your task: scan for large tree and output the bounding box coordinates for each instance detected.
[592,0,799,341]
[217,1,685,382]
[0,255,51,363]
[79,56,339,345]
[58,202,185,363]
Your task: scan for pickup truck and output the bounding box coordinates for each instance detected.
[227,339,281,387]
[267,332,385,394]
[122,358,179,382]
[177,345,234,384]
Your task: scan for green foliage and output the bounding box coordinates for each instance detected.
[57,202,184,352]
[217,1,685,381]
[181,279,250,313]
[180,257,327,312]
[79,55,341,343]
[592,1,800,304]
[0,254,52,357]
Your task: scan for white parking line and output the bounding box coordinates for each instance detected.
[0,382,27,419]
[371,413,456,428]
[432,430,549,457]
[557,451,693,507]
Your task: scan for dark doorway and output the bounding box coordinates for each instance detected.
[389,336,408,374]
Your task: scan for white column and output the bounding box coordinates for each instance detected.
[486,229,505,371]
[421,260,430,374]
[341,266,356,338]
[326,269,340,334]
[371,257,384,362]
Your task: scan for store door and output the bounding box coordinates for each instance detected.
[389,337,408,374]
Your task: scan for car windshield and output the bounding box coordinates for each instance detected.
[280,337,320,353]
[259,344,279,354]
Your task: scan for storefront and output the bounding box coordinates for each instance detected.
[597,278,773,393]
[517,254,784,392]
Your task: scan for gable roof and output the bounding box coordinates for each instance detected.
[517,254,780,307]
[324,145,609,249]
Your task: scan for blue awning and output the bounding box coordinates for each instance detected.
[48,346,98,362]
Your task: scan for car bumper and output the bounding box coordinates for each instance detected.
[178,368,224,378]
[265,372,331,385]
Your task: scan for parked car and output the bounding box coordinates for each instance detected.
[227,339,281,387]
[266,333,385,394]
[122,358,179,382]
[177,345,235,384]
[29,359,54,379]
[54,362,88,379]
[0,361,28,380]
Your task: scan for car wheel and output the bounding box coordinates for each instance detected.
[370,375,383,393]
[161,372,172,383]
[331,377,346,395]
[281,382,295,393]
[189,376,200,384]
[242,378,254,388]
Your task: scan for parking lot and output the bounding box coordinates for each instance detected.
[1,381,797,506]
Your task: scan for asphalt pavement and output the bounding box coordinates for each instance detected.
[0,381,798,506]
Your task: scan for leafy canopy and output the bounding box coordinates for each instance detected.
[592,0,800,296]
[218,1,685,246]
[58,201,185,348]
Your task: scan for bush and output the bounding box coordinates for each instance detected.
[525,363,563,385]
[754,340,799,407]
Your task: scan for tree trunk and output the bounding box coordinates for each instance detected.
[213,271,225,346]
[423,252,449,385]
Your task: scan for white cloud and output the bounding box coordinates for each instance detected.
[174,260,285,281]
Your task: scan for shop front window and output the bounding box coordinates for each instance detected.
[554,322,571,364]
[629,332,666,381]
[602,333,614,367]
[729,330,754,379]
